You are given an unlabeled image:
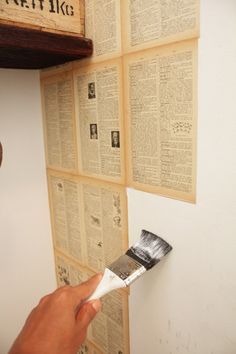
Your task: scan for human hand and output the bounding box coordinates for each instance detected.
[8,273,102,354]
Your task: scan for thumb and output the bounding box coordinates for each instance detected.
[76,300,101,331]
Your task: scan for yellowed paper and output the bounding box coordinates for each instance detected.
[84,268,130,354]
[124,40,197,202]
[55,251,90,286]
[83,0,122,63]
[40,63,74,80]
[48,170,128,271]
[87,288,129,354]
[54,252,130,354]
[122,0,200,53]
[48,173,84,263]
[41,72,78,172]
[78,340,104,354]
[80,177,128,272]
[74,59,125,185]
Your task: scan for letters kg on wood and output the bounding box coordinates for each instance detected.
[4,0,74,16]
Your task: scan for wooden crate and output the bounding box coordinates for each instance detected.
[0,0,85,36]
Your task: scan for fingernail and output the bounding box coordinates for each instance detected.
[92,300,102,312]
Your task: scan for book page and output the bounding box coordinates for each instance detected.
[74,59,125,184]
[41,71,77,172]
[55,252,88,286]
[48,172,85,264]
[55,253,71,286]
[80,178,128,272]
[48,170,128,271]
[122,0,199,53]
[84,0,122,63]
[54,253,130,354]
[40,63,74,80]
[88,289,129,354]
[78,341,103,354]
[124,40,197,202]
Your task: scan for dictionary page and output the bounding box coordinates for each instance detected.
[88,289,129,354]
[41,71,77,172]
[48,171,85,264]
[54,252,130,354]
[48,170,128,271]
[84,0,122,62]
[78,341,103,354]
[80,177,128,272]
[124,40,197,202]
[74,59,125,184]
[122,0,199,53]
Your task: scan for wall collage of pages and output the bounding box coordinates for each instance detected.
[40,1,200,353]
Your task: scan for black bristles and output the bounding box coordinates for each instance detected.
[126,230,172,270]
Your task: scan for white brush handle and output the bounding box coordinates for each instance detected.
[87,268,126,301]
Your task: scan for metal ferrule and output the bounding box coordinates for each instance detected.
[108,254,146,287]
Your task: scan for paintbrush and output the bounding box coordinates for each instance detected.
[87,229,172,301]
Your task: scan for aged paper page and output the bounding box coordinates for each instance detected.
[40,63,74,80]
[122,0,199,53]
[124,40,197,202]
[55,253,71,286]
[41,71,77,172]
[86,265,129,354]
[54,253,130,354]
[80,177,128,272]
[55,251,88,286]
[88,290,129,354]
[48,172,85,264]
[48,170,128,271]
[74,59,125,184]
[84,0,122,63]
[78,341,103,354]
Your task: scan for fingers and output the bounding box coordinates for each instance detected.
[72,273,103,303]
[76,300,101,332]
[40,273,102,315]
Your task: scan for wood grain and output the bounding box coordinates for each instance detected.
[0,23,93,69]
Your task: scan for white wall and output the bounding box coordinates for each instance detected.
[0,70,56,354]
[128,1,236,353]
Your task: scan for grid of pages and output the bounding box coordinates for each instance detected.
[41,1,199,353]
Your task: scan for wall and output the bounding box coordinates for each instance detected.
[0,70,56,354]
[0,1,236,354]
[128,1,236,353]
